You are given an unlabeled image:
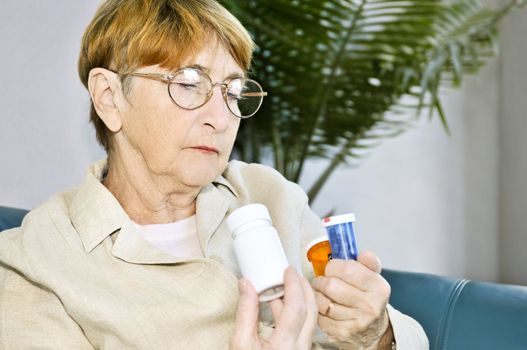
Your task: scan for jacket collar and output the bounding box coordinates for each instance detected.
[69,159,235,264]
[69,160,127,253]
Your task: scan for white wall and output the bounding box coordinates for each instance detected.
[0,1,104,209]
[0,1,524,283]
[499,7,527,285]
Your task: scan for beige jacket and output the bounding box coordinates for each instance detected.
[0,160,428,349]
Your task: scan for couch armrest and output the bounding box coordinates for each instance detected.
[382,269,527,350]
[0,206,29,232]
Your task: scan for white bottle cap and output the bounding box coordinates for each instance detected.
[322,213,356,226]
[304,235,330,257]
[226,203,272,234]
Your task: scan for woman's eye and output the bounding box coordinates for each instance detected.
[227,91,244,101]
[177,83,199,90]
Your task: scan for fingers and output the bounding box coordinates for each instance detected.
[292,272,318,350]
[298,273,318,337]
[232,267,318,350]
[315,292,357,320]
[357,251,382,274]
[230,279,259,349]
[312,251,390,318]
[313,276,365,307]
[313,272,390,311]
[312,252,392,348]
[271,267,308,344]
[269,297,283,320]
[318,305,391,345]
[323,256,384,292]
[318,316,376,342]
[267,267,318,349]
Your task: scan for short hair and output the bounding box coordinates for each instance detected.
[78,0,255,151]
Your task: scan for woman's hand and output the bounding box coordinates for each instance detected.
[230,267,318,350]
[312,251,393,350]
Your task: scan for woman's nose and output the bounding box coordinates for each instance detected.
[200,84,231,131]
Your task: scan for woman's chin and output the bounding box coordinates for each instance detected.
[178,165,224,188]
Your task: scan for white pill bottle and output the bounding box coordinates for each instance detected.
[226,204,289,302]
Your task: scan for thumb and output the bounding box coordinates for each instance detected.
[230,279,260,349]
[358,250,382,274]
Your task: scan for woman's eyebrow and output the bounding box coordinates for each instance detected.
[186,64,245,80]
[186,64,209,73]
[226,72,245,80]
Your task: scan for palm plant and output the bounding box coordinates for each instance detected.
[221,0,525,204]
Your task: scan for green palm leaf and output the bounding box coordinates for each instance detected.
[221,0,525,203]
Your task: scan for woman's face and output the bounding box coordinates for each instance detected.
[117,42,243,188]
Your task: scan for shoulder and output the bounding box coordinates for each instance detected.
[18,188,76,239]
[0,188,80,276]
[222,160,308,206]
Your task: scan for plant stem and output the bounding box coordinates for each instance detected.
[272,119,284,173]
[251,123,261,163]
[307,134,360,204]
[292,0,367,183]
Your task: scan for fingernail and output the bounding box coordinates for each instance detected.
[376,256,382,273]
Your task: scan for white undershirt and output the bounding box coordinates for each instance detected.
[133,215,204,259]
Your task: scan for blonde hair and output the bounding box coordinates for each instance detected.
[78,0,254,151]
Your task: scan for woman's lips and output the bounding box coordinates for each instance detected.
[190,146,219,154]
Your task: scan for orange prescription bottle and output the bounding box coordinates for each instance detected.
[306,236,332,277]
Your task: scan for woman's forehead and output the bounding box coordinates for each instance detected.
[178,41,244,79]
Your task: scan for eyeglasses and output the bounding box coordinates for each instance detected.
[125,67,268,119]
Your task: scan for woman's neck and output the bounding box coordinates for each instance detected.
[103,152,200,225]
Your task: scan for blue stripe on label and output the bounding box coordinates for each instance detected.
[326,222,358,260]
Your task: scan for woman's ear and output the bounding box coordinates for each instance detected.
[88,68,123,132]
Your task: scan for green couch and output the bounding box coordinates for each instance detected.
[1,206,526,349]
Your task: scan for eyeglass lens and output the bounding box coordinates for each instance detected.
[168,68,264,118]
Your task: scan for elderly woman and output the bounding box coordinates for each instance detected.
[0,0,427,349]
